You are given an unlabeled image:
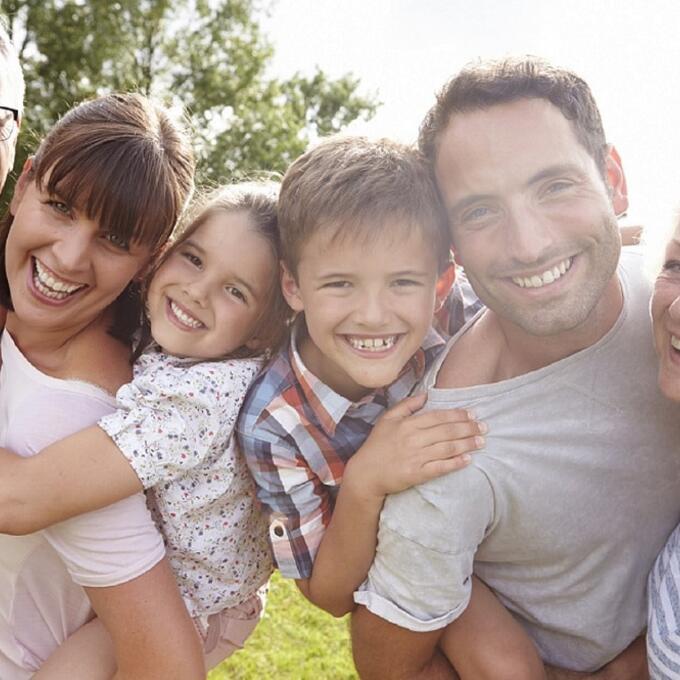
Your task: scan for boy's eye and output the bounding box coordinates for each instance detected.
[182,251,202,268]
[322,280,351,289]
[102,232,130,251]
[393,278,419,288]
[226,285,246,302]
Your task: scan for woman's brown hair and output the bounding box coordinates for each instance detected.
[0,92,195,344]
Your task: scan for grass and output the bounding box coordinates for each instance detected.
[208,572,358,679]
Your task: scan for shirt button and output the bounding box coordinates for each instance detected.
[271,520,286,538]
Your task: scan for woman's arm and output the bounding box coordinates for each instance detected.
[0,426,142,534]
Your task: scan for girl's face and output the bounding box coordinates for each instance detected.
[652,225,680,402]
[5,173,152,335]
[146,210,276,359]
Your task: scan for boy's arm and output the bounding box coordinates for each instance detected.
[297,393,483,616]
[0,427,142,534]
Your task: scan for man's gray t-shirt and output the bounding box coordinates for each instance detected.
[355,250,680,672]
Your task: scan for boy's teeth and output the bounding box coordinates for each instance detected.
[33,259,85,299]
[170,300,203,328]
[511,257,573,289]
[347,335,397,351]
[671,335,680,350]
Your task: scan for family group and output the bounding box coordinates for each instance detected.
[0,19,678,680]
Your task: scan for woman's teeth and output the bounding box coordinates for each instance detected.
[512,257,572,289]
[33,260,85,299]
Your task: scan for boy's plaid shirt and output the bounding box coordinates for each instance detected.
[237,277,481,579]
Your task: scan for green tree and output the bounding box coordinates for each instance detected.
[0,0,378,197]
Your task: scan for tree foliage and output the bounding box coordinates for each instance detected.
[0,0,378,197]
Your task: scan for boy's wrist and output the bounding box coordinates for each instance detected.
[342,456,387,506]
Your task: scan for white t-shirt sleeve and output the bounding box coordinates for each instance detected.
[354,465,495,631]
[9,388,165,588]
[99,356,261,489]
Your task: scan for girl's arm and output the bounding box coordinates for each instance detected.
[296,393,484,616]
[0,426,142,534]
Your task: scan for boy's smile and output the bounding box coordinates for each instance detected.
[282,224,445,402]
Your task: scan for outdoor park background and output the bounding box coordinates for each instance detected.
[2,1,679,677]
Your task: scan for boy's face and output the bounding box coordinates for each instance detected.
[282,222,443,402]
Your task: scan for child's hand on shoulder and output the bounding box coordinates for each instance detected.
[344,392,485,500]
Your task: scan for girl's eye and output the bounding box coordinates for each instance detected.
[103,232,130,251]
[226,286,246,302]
[181,252,202,268]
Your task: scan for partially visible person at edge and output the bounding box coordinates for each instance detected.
[352,56,680,679]
[0,92,204,680]
[647,217,680,679]
[0,20,23,192]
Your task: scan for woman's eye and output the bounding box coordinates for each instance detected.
[182,252,202,268]
[663,259,680,274]
[226,286,246,302]
[47,200,71,216]
[103,232,130,251]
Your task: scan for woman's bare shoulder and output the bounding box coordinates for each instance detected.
[64,327,133,395]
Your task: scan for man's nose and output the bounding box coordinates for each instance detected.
[504,204,556,266]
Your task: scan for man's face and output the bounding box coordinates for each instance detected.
[434,98,623,337]
[0,65,21,191]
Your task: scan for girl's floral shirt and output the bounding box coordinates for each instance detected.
[98,344,273,618]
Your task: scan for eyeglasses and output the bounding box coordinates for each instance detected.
[0,106,19,142]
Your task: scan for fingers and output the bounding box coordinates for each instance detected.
[408,407,477,429]
[418,452,474,483]
[423,436,485,461]
[382,392,428,420]
[413,420,486,449]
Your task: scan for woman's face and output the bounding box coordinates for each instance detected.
[652,224,680,401]
[5,172,152,335]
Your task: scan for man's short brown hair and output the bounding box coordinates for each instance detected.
[279,135,451,276]
[419,56,608,178]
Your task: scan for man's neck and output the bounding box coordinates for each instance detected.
[438,274,623,388]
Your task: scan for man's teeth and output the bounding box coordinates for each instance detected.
[671,335,680,351]
[512,258,572,289]
[170,300,203,328]
[33,259,84,299]
[347,336,397,351]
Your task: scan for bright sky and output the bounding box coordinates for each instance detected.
[264,0,680,246]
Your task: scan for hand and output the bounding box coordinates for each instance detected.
[345,392,485,500]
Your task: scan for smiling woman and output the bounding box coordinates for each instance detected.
[0,92,201,680]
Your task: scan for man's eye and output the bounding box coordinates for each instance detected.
[103,233,130,251]
[545,180,573,195]
[461,206,491,223]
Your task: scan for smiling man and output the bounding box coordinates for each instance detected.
[352,57,680,679]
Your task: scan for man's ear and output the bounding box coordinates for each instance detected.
[280,262,305,313]
[9,156,33,215]
[434,259,456,312]
[605,145,628,217]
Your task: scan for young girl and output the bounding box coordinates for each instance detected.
[0,181,289,676]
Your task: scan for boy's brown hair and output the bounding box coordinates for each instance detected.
[278,135,451,276]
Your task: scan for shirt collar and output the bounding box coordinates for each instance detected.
[288,320,443,437]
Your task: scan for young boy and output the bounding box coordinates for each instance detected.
[238,136,544,677]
